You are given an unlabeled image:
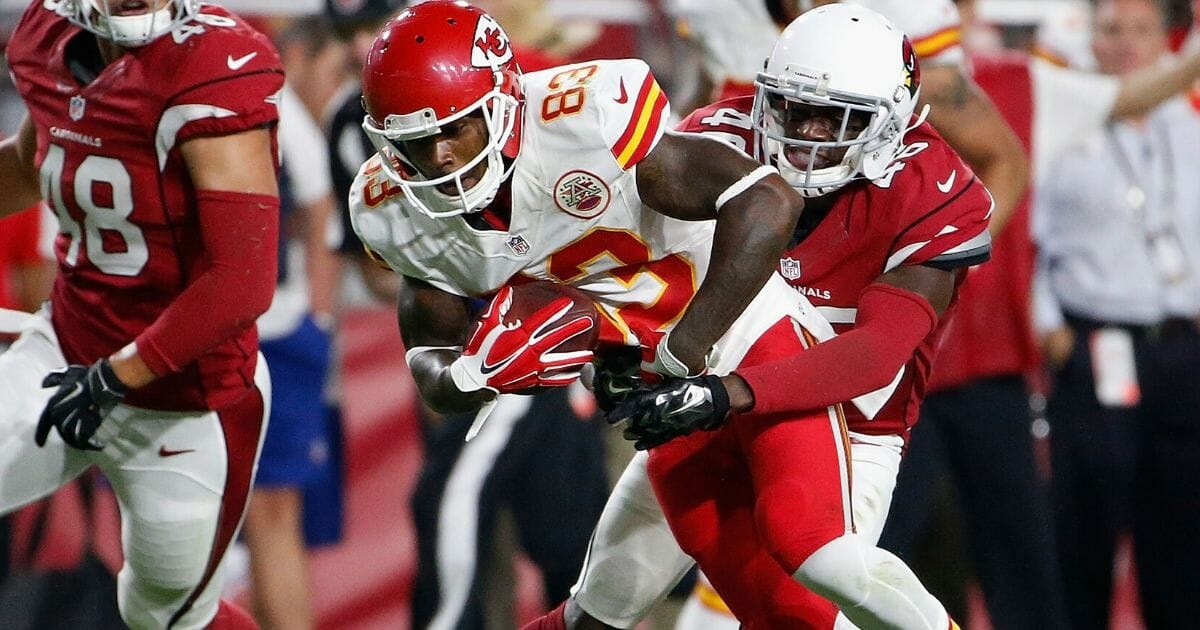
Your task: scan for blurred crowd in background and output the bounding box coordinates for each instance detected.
[2,0,1199,628]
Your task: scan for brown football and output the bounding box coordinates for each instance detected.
[500,280,600,352]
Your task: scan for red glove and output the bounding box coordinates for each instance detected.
[449,287,595,394]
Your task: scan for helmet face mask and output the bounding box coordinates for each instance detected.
[65,0,201,47]
[363,78,520,218]
[360,1,523,219]
[752,4,920,197]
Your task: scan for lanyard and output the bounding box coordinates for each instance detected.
[1106,119,1190,286]
[1106,121,1176,226]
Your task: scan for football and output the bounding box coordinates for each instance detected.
[499,280,600,353]
[479,280,600,395]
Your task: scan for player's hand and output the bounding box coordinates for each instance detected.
[449,286,595,394]
[642,331,707,378]
[606,375,732,450]
[590,346,644,412]
[35,359,128,451]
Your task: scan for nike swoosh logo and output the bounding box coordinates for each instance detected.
[614,78,629,104]
[227,52,258,70]
[936,170,957,194]
[158,446,196,458]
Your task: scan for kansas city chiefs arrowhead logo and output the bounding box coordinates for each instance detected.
[472,14,513,68]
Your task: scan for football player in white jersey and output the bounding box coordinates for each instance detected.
[349,1,807,406]
[351,2,957,629]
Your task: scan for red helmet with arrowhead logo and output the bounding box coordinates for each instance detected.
[361,1,524,218]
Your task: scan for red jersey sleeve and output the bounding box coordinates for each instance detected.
[157,7,285,147]
[874,122,993,272]
[676,96,757,154]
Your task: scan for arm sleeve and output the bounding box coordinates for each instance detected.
[734,283,937,417]
[135,190,279,375]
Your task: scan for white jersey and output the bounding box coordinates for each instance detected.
[847,0,965,68]
[349,59,815,367]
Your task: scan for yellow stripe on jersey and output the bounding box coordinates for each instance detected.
[694,579,733,615]
[913,26,962,60]
[615,80,667,169]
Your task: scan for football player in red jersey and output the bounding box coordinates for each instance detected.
[345,2,949,628]
[0,1,282,628]
[525,5,989,630]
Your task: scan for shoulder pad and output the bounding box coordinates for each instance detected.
[676,96,756,154]
[523,59,671,172]
[869,124,994,270]
[151,6,284,98]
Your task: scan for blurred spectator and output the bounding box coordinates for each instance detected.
[661,0,777,116]
[240,21,346,627]
[1032,1,1200,628]
[1033,0,1096,70]
[327,0,403,300]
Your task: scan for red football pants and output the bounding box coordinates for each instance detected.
[646,318,852,628]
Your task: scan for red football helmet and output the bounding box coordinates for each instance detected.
[361,0,523,218]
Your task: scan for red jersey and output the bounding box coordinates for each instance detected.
[679,96,993,437]
[7,3,284,411]
[0,206,44,311]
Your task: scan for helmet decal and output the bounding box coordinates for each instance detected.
[472,14,513,67]
[902,36,921,99]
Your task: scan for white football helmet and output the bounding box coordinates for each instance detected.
[753,3,923,196]
[63,0,202,47]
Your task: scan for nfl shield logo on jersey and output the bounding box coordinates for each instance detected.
[68,95,86,121]
[554,170,611,219]
[506,234,531,256]
[780,257,801,280]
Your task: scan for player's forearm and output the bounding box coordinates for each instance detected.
[407,349,495,414]
[732,283,937,416]
[1111,50,1200,120]
[669,179,802,370]
[301,195,340,322]
[106,345,158,390]
[135,191,279,377]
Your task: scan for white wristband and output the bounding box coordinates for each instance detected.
[448,359,487,393]
[715,165,778,211]
[643,331,706,378]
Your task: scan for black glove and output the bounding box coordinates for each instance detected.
[35,359,128,451]
[606,374,732,450]
[592,346,644,412]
